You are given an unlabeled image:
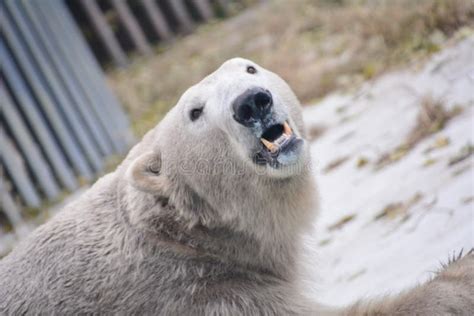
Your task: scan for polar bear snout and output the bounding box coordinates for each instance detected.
[232,87,273,126]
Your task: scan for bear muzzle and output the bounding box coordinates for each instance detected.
[231,86,304,169]
[255,121,304,168]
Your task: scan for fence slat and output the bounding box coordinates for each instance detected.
[23,1,123,156]
[55,0,126,121]
[110,0,152,56]
[191,0,214,21]
[37,0,130,153]
[214,0,231,14]
[0,176,31,238]
[166,0,195,33]
[0,85,61,200]
[5,0,105,172]
[80,0,128,67]
[140,0,173,41]
[19,1,114,157]
[52,0,133,149]
[0,127,42,209]
[0,41,79,191]
[0,10,94,181]
[1,0,136,237]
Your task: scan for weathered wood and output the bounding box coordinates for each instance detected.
[1,9,93,181]
[50,0,133,151]
[34,0,128,154]
[0,43,78,192]
[1,85,60,200]
[213,0,231,15]
[25,0,122,155]
[5,0,105,172]
[0,127,42,209]
[80,0,128,67]
[110,0,152,56]
[140,0,173,41]
[190,0,214,21]
[0,176,31,238]
[0,0,135,231]
[165,0,195,33]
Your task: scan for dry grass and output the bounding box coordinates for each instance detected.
[108,0,474,136]
[448,144,474,167]
[376,96,462,169]
[322,155,350,174]
[307,124,327,141]
[408,97,457,146]
[327,213,357,231]
[374,192,423,221]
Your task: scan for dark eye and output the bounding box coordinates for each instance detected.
[190,107,203,121]
[246,65,257,74]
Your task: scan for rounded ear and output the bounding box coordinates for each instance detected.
[126,151,169,194]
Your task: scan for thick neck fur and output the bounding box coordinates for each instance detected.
[117,161,317,281]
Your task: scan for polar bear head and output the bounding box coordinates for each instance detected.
[124,58,316,244]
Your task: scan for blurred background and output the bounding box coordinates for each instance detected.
[1,0,473,305]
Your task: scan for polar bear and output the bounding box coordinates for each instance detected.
[0,58,472,315]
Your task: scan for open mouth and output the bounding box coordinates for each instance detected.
[260,122,293,153]
[255,121,303,167]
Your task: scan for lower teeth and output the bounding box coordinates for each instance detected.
[275,134,291,147]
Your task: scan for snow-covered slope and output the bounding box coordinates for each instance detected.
[302,36,474,307]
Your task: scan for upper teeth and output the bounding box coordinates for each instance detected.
[261,138,279,153]
[283,121,292,135]
[260,122,293,153]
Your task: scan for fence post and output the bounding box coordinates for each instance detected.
[27,0,124,155]
[0,177,31,238]
[140,0,173,41]
[0,16,93,182]
[80,0,128,67]
[0,128,42,209]
[51,0,133,150]
[214,0,231,15]
[5,0,106,172]
[166,0,195,33]
[191,0,214,21]
[1,85,61,200]
[110,0,152,56]
[0,41,78,191]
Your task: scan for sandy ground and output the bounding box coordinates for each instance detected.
[301,36,474,307]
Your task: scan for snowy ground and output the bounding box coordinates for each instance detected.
[301,36,474,307]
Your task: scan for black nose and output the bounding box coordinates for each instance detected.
[232,88,273,126]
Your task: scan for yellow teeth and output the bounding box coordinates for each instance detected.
[261,122,293,153]
[261,138,279,153]
[283,121,292,135]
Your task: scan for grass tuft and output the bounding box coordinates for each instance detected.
[376,96,462,169]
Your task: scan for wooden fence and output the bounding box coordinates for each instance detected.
[0,0,134,242]
[67,0,234,67]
